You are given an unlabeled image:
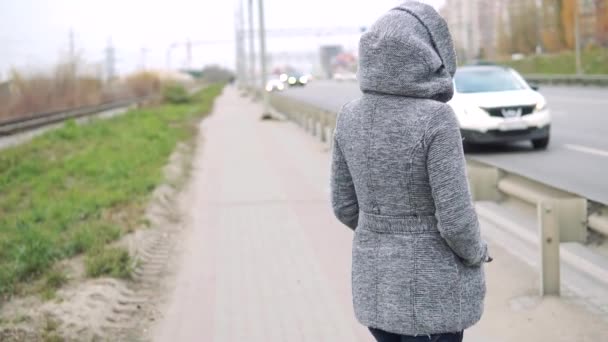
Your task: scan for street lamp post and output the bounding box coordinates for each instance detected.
[248,0,256,93]
[236,0,248,89]
[166,43,176,70]
[257,0,270,115]
[574,0,583,75]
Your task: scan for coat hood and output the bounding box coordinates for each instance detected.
[357,1,457,102]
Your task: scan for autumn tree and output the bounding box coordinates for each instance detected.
[561,0,577,49]
[595,0,608,46]
[541,0,567,51]
[497,6,513,56]
[509,0,540,54]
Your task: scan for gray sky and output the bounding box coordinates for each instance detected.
[0,0,444,77]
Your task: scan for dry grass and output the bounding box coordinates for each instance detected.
[0,61,163,121]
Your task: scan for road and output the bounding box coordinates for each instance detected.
[282,81,608,205]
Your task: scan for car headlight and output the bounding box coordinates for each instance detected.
[535,97,547,112]
[288,77,296,85]
[265,84,273,92]
[299,76,308,84]
[278,84,285,91]
[463,105,488,116]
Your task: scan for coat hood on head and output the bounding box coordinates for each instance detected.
[357,0,457,102]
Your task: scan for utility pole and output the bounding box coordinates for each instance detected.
[258,0,270,114]
[69,29,78,106]
[186,39,192,70]
[166,43,176,70]
[234,3,241,86]
[536,0,544,54]
[238,0,248,87]
[248,0,256,93]
[574,0,583,74]
[140,47,148,71]
[69,29,76,62]
[105,37,116,82]
[237,0,248,89]
[68,29,77,76]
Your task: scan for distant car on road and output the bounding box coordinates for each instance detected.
[450,65,551,149]
[265,78,285,92]
[284,73,308,87]
[333,72,357,82]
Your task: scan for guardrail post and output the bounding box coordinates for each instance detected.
[306,115,312,133]
[319,116,328,143]
[466,161,501,201]
[538,200,560,296]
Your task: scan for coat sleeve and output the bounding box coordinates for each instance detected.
[330,136,359,230]
[425,107,488,267]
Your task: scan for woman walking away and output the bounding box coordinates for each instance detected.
[330,1,491,341]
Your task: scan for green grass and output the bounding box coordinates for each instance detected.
[500,48,608,75]
[0,84,223,298]
[40,268,68,301]
[85,247,133,279]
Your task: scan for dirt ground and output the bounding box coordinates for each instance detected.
[0,140,198,341]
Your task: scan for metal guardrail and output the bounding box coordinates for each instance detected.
[525,74,608,86]
[0,97,155,136]
[270,92,608,296]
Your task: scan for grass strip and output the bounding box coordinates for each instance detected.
[499,48,608,75]
[0,84,223,298]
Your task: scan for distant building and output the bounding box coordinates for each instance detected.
[441,0,480,62]
[478,0,500,59]
[440,0,499,62]
[319,45,343,79]
[580,0,600,47]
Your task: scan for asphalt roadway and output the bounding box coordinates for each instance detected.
[281,81,608,205]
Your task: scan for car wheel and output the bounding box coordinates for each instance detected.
[532,136,550,150]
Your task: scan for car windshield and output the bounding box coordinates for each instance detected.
[454,68,527,93]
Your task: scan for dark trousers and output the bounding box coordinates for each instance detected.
[369,328,464,342]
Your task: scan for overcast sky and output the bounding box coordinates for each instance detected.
[0,0,445,77]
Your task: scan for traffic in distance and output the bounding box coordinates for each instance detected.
[274,64,553,150]
[266,70,311,92]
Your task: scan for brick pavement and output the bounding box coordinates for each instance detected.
[154,87,371,341]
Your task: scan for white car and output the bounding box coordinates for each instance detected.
[449,66,551,149]
[265,78,285,92]
[333,72,358,82]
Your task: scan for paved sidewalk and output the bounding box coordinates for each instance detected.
[153,87,608,342]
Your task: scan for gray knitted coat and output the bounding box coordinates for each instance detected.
[330,1,488,336]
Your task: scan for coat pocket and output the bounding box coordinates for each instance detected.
[414,234,460,333]
[456,259,486,325]
[352,228,378,324]
[352,228,416,330]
